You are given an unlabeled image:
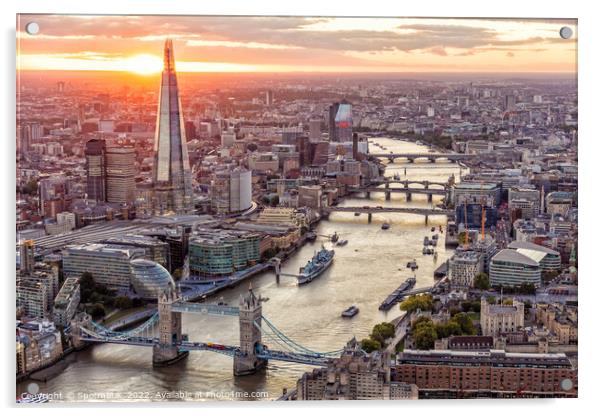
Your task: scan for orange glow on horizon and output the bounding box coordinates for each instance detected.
[121,54,163,75]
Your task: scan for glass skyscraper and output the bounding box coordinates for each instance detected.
[152,39,193,215]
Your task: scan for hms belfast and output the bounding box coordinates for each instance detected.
[152,39,193,215]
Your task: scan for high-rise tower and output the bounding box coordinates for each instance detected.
[152,39,193,215]
[85,139,106,201]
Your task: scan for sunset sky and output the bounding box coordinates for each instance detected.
[16,15,577,74]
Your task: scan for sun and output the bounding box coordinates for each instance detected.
[121,54,163,75]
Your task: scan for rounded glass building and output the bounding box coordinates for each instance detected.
[129,259,175,299]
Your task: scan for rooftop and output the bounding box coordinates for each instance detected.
[508,240,559,256]
[491,249,540,267]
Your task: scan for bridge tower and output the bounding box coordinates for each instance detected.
[153,283,188,366]
[234,285,267,376]
[70,312,92,349]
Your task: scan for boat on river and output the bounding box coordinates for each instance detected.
[298,246,335,285]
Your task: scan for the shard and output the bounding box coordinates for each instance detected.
[152,39,193,215]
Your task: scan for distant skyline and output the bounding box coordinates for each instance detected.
[17,15,577,74]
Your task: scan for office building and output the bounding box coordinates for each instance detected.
[210,168,252,215]
[298,185,323,210]
[472,236,497,273]
[546,192,573,216]
[453,182,500,205]
[189,230,260,278]
[106,145,136,204]
[152,39,194,215]
[17,279,49,319]
[62,243,145,291]
[102,234,170,269]
[85,139,107,201]
[393,349,576,398]
[455,195,497,230]
[45,212,76,235]
[448,250,483,288]
[129,259,175,299]
[248,152,279,172]
[489,249,541,287]
[480,298,525,336]
[334,102,353,142]
[265,90,274,106]
[309,119,322,141]
[19,240,35,274]
[509,186,541,219]
[504,94,517,112]
[52,277,80,327]
[221,128,236,148]
[508,241,561,273]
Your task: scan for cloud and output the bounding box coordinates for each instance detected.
[17,15,577,71]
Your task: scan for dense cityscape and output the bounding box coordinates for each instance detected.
[16,18,577,403]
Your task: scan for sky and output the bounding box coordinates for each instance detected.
[16,15,578,74]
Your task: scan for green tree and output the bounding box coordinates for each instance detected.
[400,294,434,313]
[450,312,476,335]
[435,321,462,338]
[414,323,438,350]
[360,338,381,353]
[474,272,490,290]
[371,322,395,344]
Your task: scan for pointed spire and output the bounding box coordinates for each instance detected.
[163,38,175,72]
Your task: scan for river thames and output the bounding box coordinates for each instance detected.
[18,137,465,402]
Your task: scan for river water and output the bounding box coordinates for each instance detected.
[18,138,464,402]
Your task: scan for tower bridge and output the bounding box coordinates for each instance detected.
[71,285,343,376]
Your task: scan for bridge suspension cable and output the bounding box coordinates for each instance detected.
[260,316,343,357]
[88,313,159,339]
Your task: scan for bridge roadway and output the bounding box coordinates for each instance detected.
[369,152,472,161]
[348,187,448,196]
[376,179,449,188]
[323,206,453,216]
[79,335,331,366]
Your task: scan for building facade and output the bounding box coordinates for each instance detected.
[85,138,106,201]
[392,349,576,398]
[62,243,145,291]
[106,145,136,204]
[481,298,525,337]
[448,250,483,288]
[152,39,193,215]
[489,249,541,287]
[52,277,80,327]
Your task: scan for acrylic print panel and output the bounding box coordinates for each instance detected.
[15,14,578,403]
